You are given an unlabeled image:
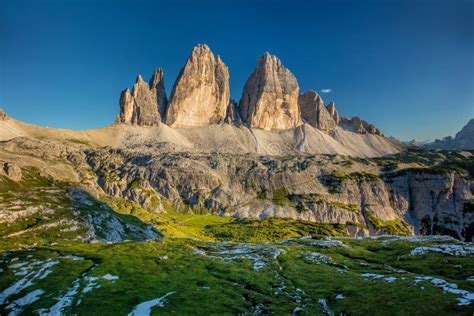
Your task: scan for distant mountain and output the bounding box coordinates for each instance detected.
[427,119,474,150]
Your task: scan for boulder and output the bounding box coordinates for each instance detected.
[2,162,22,181]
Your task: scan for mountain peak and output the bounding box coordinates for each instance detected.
[239,53,301,130]
[118,70,168,126]
[165,45,230,128]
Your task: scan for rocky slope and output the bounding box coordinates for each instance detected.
[0,116,401,157]
[427,119,474,150]
[0,136,472,241]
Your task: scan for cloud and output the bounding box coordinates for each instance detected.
[320,88,332,94]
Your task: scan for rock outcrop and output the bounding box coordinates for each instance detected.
[119,69,167,126]
[298,91,337,131]
[113,45,386,137]
[427,119,474,150]
[77,145,472,241]
[339,116,382,136]
[165,44,230,128]
[2,162,22,181]
[323,102,381,135]
[0,109,8,121]
[239,53,301,131]
[326,101,340,124]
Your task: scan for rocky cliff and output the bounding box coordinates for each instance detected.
[2,136,470,241]
[115,44,383,139]
[80,147,472,241]
[239,53,301,131]
[118,69,167,126]
[326,101,340,124]
[165,44,230,128]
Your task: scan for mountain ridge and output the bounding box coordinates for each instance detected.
[116,44,384,136]
[427,119,474,150]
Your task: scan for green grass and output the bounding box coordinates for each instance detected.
[204,218,347,242]
[365,211,412,236]
[0,169,159,251]
[66,138,92,146]
[1,237,473,315]
[2,159,474,314]
[375,148,474,178]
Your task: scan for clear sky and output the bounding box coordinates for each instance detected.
[1,0,473,141]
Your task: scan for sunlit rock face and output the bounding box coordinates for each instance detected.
[119,68,167,126]
[165,44,230,128]
[239,53,301,131]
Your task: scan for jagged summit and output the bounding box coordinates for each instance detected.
[239,52,301,131]
[118,68,167,126]
[326,101,340,124]
[165,44,230,128]
[115,44,383,137]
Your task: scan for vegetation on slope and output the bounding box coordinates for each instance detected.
[1,237,473,315]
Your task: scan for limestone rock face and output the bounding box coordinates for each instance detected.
[298,91,337,131]
[150,68,168,118]
[119,69,167,126]
[224,100,243,126]
[326,101,340,125]
[165,44,230,128]
[239,53,301,131]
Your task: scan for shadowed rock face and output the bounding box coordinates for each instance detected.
[165,44,230,128]
[326,101,340,125]
[224,100,243,126]
[299,91,337,131]
[119,69,167,126]
[339,116,382,136]
[239,53,301,131]
[324,102,382,136]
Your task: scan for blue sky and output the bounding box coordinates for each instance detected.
[1,0,473,141]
